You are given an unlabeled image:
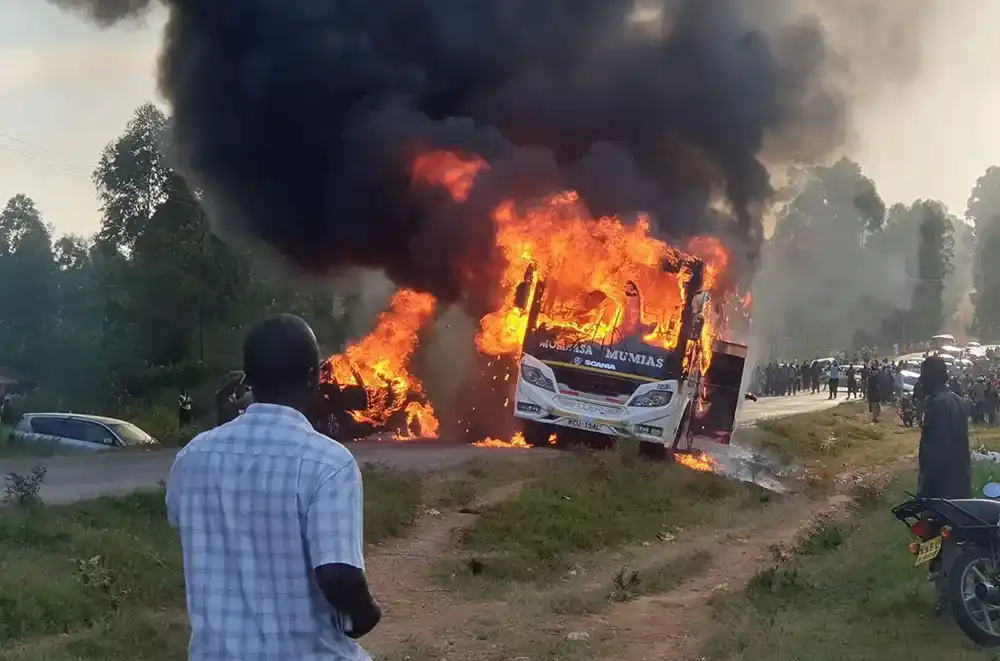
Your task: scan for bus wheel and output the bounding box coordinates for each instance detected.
[522,421,554,448]
[639,441,668,461]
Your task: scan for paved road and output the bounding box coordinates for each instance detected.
[0,392,839,504]
[735,392,842,425]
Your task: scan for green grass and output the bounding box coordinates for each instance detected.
[0,490,183,647]
[705,474,999,661]
[751,402,901,463]
[0,464,424,660]
[361,463,424,545]
[436,449,772,591]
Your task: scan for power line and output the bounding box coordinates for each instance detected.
[0,142,80,175]
[0,130,58,156]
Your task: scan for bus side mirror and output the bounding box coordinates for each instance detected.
[514,282,530,310]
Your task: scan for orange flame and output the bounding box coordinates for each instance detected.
[472,431,557,448]
[323,149,736,446]
[326,289,439,438]
[673,450,717,473]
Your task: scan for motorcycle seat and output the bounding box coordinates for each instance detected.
[945,499,1000,525]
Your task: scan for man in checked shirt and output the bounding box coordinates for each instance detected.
[167,314,381,660]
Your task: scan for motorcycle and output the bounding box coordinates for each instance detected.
[892,486,1000,647]
[897,394,917,428]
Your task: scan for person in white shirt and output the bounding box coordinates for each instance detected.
[828,362,842,399]
[167,314,381,661]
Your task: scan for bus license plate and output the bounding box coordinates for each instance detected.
[566,419,603,432]
[915,537,942,566]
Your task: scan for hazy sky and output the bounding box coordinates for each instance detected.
[2,2,1000,237]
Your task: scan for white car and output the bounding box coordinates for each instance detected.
[899,370,920,394]
[12,413,159,452]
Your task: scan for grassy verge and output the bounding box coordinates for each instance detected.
[704,463,1000,661]
[435,449,775,594]
[735,402,920,487]
[0,464,424,661]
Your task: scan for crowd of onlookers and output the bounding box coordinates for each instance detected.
[750,343,1000,427]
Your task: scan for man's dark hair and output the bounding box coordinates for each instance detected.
[920,355,949,390]
[243,314,321,403]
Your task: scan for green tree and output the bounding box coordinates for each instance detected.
[757,158,889,357]
[93,103,171,250]
[0,195,57,373]
[908,200,954,340]
[968,167,1000,339]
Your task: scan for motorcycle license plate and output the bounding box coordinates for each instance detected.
[915,536,942,566]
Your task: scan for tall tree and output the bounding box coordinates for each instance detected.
[757,158,890,357]
[0,195,58,374]
[968,167,1000,339]
[93,103,171,251]
[907,200,954,340]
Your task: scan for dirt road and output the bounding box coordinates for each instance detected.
[0,392,835,504]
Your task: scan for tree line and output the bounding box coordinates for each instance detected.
[0,104,351,422]
[752,157,1000,359]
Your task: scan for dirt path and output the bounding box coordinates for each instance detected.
[585,493,851,661]
[363,482,528,654]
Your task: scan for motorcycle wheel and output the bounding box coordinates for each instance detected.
[947,546,1000,647]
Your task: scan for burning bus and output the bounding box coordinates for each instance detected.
[319,149,749,452]
[509,252,740,458]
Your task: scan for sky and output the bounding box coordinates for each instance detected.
[3,2,1000,238]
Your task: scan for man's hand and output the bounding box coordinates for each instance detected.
[315,563,381,639]
[344,599,382,639]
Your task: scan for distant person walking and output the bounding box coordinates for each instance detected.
[828,362,841,399]
[178,389,193,427]
[167,314,381,661]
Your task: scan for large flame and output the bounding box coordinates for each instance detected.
[323,149,735,446]
[326,289,439,439]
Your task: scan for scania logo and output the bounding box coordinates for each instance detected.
[573,356,583,365]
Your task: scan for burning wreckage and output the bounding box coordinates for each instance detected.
[48,0,841,476]
[317,151,751,469]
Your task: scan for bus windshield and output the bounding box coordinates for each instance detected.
[524,280,681,380]
[532,279,684,351]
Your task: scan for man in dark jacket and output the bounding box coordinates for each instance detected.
[916,356,972,500]
[866,365,882,422]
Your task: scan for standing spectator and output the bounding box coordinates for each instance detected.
[167,314,382,660]
[987,381,1000,426]
[972,377,988,425]
[917,355,971,501]
[846,365,858,400]
[866,365,883,422]
[828,362,841,399]
[178,389,193,428]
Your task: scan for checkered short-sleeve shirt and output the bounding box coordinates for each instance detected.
[166,403,371,661]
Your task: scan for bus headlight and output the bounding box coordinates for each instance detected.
[630,390,672,407]
[521,365,556,392]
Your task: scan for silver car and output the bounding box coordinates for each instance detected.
[12,413,159,452]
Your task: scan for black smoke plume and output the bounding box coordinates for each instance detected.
[52,0,849,308]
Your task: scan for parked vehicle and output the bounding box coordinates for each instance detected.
[12,413,159,452]
[892,488,1000,646]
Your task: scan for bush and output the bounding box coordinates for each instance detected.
[122,404,206,447]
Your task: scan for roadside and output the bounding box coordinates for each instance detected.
[0,391,836,504]
[1,399,960,661]
[704,461,1000,661]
